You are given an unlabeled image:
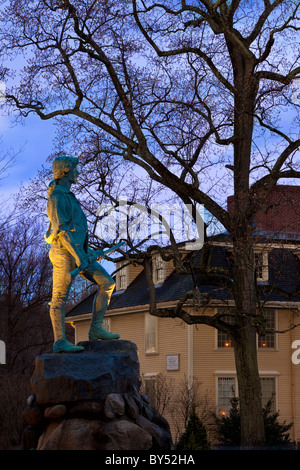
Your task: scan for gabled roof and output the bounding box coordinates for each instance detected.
[66,236,300,319]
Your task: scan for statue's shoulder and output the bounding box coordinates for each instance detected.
[49,186,70,199]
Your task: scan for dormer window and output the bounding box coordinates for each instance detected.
[153,253,165,284]
[116,263,128,290]
[254,251,268,282]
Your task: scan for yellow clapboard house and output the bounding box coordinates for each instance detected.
[66,235,300,444]
[66,186,300,445]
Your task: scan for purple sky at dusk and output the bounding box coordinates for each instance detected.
[0,111,56,199]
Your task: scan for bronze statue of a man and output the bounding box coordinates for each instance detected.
[46,155,120,353]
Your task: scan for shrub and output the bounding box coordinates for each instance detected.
[176,404,211,450]
[216,397,241,446]
[215,396,293,448]
[263,397,293,446]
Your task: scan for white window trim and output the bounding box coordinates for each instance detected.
[214,309,235,350]
[214,371,279,412]
[215,373,237,415]
[214,308,278,351]
[152,253,166,284]
[254,250,269,282]
[145,312,158,355]
[142,372,159,382]
[141,373,159,407]
[260,374,279,412]
[116,262,128,291]
[103,317,111,332]
[257,309,278,350]
[224,247,269,282]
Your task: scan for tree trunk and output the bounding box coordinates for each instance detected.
[231,240,266,447]
[226,42,266,445]
[232,318,265,447]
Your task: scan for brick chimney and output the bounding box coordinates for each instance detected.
[227,185,300,234]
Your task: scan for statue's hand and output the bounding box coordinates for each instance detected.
[94,249,104,259]
[78,256,90,272]
[87,248,104,260]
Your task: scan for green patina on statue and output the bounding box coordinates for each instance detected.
[45,155,120,353]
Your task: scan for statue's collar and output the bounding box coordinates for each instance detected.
[53,185,73,195]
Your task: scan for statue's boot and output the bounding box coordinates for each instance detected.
[89,311,120,341]
[50,305,84,353]
[53,338,84,353]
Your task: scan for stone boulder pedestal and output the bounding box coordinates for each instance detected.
[30,339,141,404]
[22,340,173,451]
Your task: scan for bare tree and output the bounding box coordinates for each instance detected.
[140,372,175,416]
[1,0,300,446]
[0,216,54,376]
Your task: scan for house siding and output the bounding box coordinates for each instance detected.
[190,308,299,443]
[72,305,300,445]
[193,310,235,414]
[110,311,189,392]
[68,225,300,446]
[74,319,90,343]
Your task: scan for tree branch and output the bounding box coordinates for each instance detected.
[132,0,235,93]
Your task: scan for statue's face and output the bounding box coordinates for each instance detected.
[67,166,80,184]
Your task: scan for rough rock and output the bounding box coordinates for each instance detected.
[37,419,100,450]
[44,404,67,419]
[30,340,140,404]
[123,393,140,421]
[104,393,125,419]
[97,420,153,450]
[37,418,153,451]
[23,340,173,451]
[68,400,104,418]
[136,414,173,450]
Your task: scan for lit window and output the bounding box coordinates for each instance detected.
[217,309,275,349]
[217,376,276,416]
[258,309,276,349]
[217,311,235,348]
[145,312,157,354]
[217,377,236,415]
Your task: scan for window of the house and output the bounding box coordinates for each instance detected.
[142,374,157,408]
[217,309,276,349]
[153,253,165,284]
[217,313,235,348]
[103,317,111,332]
[118,263,128,290]
[254,251,268,282]
[261,377,276,412]
[217,377,236,415]
[217,376,276,416]
[258,309,276,349]
[145,312,157,354]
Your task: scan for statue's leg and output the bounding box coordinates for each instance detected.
[82,262,120,340]
[49,243,84,352]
